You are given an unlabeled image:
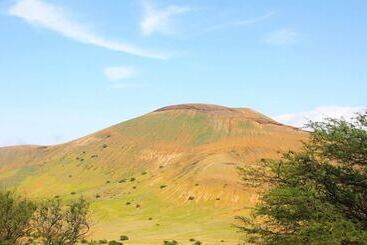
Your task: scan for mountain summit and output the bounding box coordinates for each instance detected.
[0,104,307,243]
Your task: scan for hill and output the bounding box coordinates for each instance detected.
[0,104,308,244]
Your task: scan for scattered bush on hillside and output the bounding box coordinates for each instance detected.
[80,238,88,243]
[99,239,108,244]
[148,217,153,220]
[195,183,199,186]
[194,241,202,245]
[163,240,178,245]
[70,191,76,195]
[69,175,72,178]
[106,181,110,184]
[108,241,123,245]
[141,171,147,175]
[126,202,131,205]
[102,144,108,149]
[160,185,167,189]
[118,179,126,183]
[188,196,195,200]
[54,195,60,198]
[216,198,220,201]
[95,194,101,198]
[132,186,136,189]
[136,204,141,208]
[130,177,135,182]
[159,165,164,169]
[120,235,129,241]
[189,238,195,242]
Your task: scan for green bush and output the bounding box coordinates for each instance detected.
[163,240,178,245]
[99,239,108,244]
[70,191,76,195]
[194,241,202,245]
[118,179,126,183]
[189,238,195,242]
[141,171,147,175]
[108,241,122,245]
[130,177,135,182]
[120,235,129,241]
[160,185,167,189]
[95,194,101,198]
[188,196,194,200]
[126,202,131,205]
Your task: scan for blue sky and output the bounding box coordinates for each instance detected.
[0,0,366,146]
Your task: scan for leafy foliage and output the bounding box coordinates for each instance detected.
[238,112,367,244]
[32,197,90,244]
[0,191,36,244]
[0,191,90,244]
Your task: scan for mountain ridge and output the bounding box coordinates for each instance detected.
[0,103,308,244]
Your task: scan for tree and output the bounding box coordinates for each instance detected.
[237,112,367,244]
[32,197,90,244]
[0,190,36,244]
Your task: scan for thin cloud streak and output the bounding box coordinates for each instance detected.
[140,1,191,36]
[264,28,299,45]
[104,66,138,81]
[275,106,366,128]
[8,0,168,59]
[205,11,276,32]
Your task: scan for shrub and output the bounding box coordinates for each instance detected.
[70,191,76,195]
[163,240,178,245]
[159,165,164,169]
[120,235,129,241]
[126,202,131,205]
[160,185,167,189]
[130,177,135,182]
[106,181,110,184]
[95,194,101,198]
[132,186,136,189]
[102,144,108,148]
[189,238,195,242]
[148,217,153,220]
[188,196,195,200]
[118,179,126,183]
[80,239,88,243]
[99,240,108,244]
[194,241,202,245]
[136,204,141,208]
[141,171,147,175]
[108,241,122,245]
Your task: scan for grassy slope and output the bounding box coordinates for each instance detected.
[0,105,307,244]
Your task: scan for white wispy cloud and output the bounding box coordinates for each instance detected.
[8,0,168,59]
[110,83,143,89]
[274,106,366,128]
[206,11,276,32]
[104,66,137,81]
[264,28,299,45]
[140,1,191,36]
